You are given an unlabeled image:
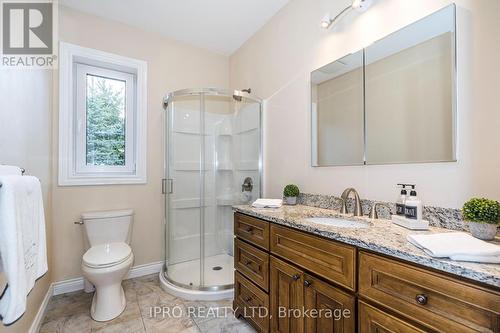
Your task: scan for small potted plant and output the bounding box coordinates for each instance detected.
[283,184,300,205]
[462,198,500,240]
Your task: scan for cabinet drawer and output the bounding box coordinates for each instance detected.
[358,301,427,333]
[270,225,356,290]
[235,238,270,292]
[235,213,270,251]
[359,251,500,333]
[234,271,269,333]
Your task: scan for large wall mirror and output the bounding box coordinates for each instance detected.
[311,4,456,166]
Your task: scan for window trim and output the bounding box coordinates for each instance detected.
[59,42,147,186]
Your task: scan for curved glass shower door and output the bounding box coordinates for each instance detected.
[164,89,261,291]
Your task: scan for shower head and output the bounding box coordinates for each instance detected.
[233,88,252,102]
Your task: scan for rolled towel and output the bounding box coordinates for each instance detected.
[407,232,500,263]
[251,199,282,208]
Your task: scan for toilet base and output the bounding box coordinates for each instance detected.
[90,284,126,321]
[82,254,134,322]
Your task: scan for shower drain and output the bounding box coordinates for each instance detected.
[212,266,223,271]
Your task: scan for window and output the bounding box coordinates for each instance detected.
[59,42,147,185]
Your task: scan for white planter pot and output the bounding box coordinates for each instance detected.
[284,196,297,205]
[467,221,498,241]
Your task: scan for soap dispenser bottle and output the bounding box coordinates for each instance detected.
[404,185,422,221]
[396,184,407,216]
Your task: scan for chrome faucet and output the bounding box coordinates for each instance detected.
[369,202,392,219]
[340,188,363,216]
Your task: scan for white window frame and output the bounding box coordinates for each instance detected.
[59,42,147,186]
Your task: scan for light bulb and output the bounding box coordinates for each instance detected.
[321,14,332,29]
[352,0,372,12]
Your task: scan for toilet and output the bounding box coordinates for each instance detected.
[80,209,134,322]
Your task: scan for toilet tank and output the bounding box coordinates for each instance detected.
[81,209,134,247]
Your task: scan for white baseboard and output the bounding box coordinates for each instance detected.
[126,261,163,280]
[52,276,84,296]
[28,284,53,333]
[52,261,163,296]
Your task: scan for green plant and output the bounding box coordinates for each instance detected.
[462,198,500,225]
[283,184,300,198]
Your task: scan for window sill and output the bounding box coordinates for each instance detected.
[58,175,147,186]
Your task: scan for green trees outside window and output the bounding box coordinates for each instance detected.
[86,74,126,166]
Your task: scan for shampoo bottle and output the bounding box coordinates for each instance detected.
[396,184,407,216]
[404,185,422,221]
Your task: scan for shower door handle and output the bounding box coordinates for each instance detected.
[162,179,174,194]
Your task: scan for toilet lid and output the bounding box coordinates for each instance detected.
[83,242,132,268]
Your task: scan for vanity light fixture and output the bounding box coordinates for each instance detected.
[321,0,373,29]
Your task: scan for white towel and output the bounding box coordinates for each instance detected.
[0,176,47,325]
[251,199,283,208]
[0,166,22,176]
[407,232,500,263]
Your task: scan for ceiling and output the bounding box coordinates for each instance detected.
[59,0,289,55]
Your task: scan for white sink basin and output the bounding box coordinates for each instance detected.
[305,217,369,228]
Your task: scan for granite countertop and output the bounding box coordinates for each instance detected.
[233,204,500,288]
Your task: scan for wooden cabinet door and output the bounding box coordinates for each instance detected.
[270,256,304,333]
[303,274,355,333]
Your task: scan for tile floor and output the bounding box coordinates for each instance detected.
[40,274,255,333]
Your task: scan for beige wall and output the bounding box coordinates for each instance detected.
[51,6,229,281]
[0,70,53,332]
[230,0,500,209]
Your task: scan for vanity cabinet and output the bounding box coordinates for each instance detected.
[233,212,500,333]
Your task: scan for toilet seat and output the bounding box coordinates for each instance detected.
[83,242,132,269]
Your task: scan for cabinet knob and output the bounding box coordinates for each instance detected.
[244,296,252,302]
[245,260,252,266]
[292,274,300,281]
[304,280,312,287]
[245,226,253,233]
[415,294,428,305]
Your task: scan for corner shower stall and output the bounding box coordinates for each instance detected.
[160,88,262,300]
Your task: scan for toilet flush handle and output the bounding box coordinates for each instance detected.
[74,220,84,225]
